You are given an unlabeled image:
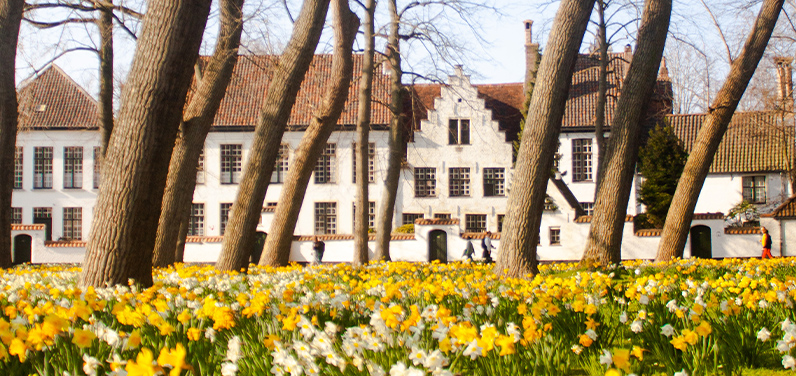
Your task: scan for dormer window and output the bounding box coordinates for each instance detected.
[448,119,470,145]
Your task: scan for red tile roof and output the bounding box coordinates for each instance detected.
[211,54,392,128]
[186,236,224,243]
[11,224,46,231]
[415,218,460,225]
[18,65,98,130]
[45,240,87,247]
[693,212,725,220]
[635,228,661,237]
[461,232,501,240]
[767,195,796,218]
[574,215,634,223]
[724,227,761,235]
[669,111,793,173]
[293,234,415,241]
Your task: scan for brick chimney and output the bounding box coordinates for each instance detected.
[774,57,793,112]
[622,44,633,78]
[524,20,540,93]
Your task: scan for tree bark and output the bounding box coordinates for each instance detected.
[0,0,24,269]
[581,0,671,266]
[494,0,595,278]
[215,0,330,272]
[97,0,114,158]
[593,0,608,189]
[354,0,376,266]
[374,0,401,261]
[80,0,211,287]
[260,0,359,267]
[152,0,245,268]
[656,0,784,261]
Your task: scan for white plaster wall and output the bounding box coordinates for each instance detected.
[402,71,515,232]
[10,228,46,262]
[694,173,790,214]
[192,129,392,237]
[12,130,101,241]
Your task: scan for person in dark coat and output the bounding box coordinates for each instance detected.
[312,236,325,265]
[463,239,475,261]
[481,231,495,264]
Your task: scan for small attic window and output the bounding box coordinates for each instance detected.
[36,104,47,112]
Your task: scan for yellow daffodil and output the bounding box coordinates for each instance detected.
[72,328,96,349]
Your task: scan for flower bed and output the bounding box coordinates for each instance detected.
[0,258,795,375]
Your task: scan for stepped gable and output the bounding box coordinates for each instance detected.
[17,65,98,130]
[668,111,793,173]
[211,54,392,129]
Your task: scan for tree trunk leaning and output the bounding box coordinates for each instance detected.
[215,0,331,272]
[80,0,212,287]
[494,0,596,278]
[353,0,376,266]
[0,0,25,269]
[259,0,359,267]
[656,0,784,261]
[593,1,608,189]
[581,0,672,266]
[374,0,402,261]
[98,1,114,158]
[152,0,245,268]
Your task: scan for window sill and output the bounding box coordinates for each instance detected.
[33,187,53,190]
[63,187,84,190]
[483,195,505,198]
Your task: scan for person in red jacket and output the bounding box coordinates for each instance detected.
[761,227,773,259]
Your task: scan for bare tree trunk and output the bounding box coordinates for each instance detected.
[152,0,244,268]
[494,0,595,278]
[581,0,671,266]
[260,0,359,267]
[215,0,330,272]
[656,0,784,261]
[80,0,211,287]
[354,0,376,266]
[374,0,401,261]
[98,0,114,158]
[0,0,24,269]
[594,0,608,188]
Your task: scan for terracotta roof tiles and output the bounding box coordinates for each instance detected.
[212,54,392,128]
[461,232,501,240]
[45,240,87,247]
[669,111,793,173]
[724,227,761,235]
[768,195,796,218]
[11,224,46,231]
[18,65,98,130]
[635,228,661,237]
[415,218,460,225]
[692,212,725,220]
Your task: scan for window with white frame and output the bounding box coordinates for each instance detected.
[11,207,21,224]
[742,176,766,204]
[13,147,22,189]
[352,142,375,183]
[414,167,436,197]
[62,207,82,240]
[549,227,561,245]
[93,147,101,189]
[314,202,337,234]
[271,144,289,183]
[572,138,593,182]
[448,119,470,145]
[220,144,242,184]
[220,203,232,235]
[196,148,205,185]
[63,147,83,189]
[187,203,204,236]
[402,213,424,225]
[465,214,487,233]
[483,167,505,196]
[353,201,376,230]
[33,147,53,189]
[314,143,336,184]
[449,167,470,197]
[580,202,594,216]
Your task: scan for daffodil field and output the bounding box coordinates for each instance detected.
[1,259,796,376]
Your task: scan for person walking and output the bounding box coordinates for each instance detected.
[463,239,475,262]
[761,227,773,259]
[481,231,495,264]
[312,236,325,265]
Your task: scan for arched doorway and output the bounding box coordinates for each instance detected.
[250,232,267,264]
[428,230,447,263]
[690,225,712,259]
[13,235,32,265]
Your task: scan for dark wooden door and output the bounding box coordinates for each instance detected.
[428,230,447,263]
[690,225,712,259]
[13,235,31,265]
[33,217,52,241]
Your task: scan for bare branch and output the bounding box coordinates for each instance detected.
[32,46,98,72]
[23,17,97,29]
[698,0,734,63]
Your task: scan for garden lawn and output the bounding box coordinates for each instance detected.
[0,258,795,376]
